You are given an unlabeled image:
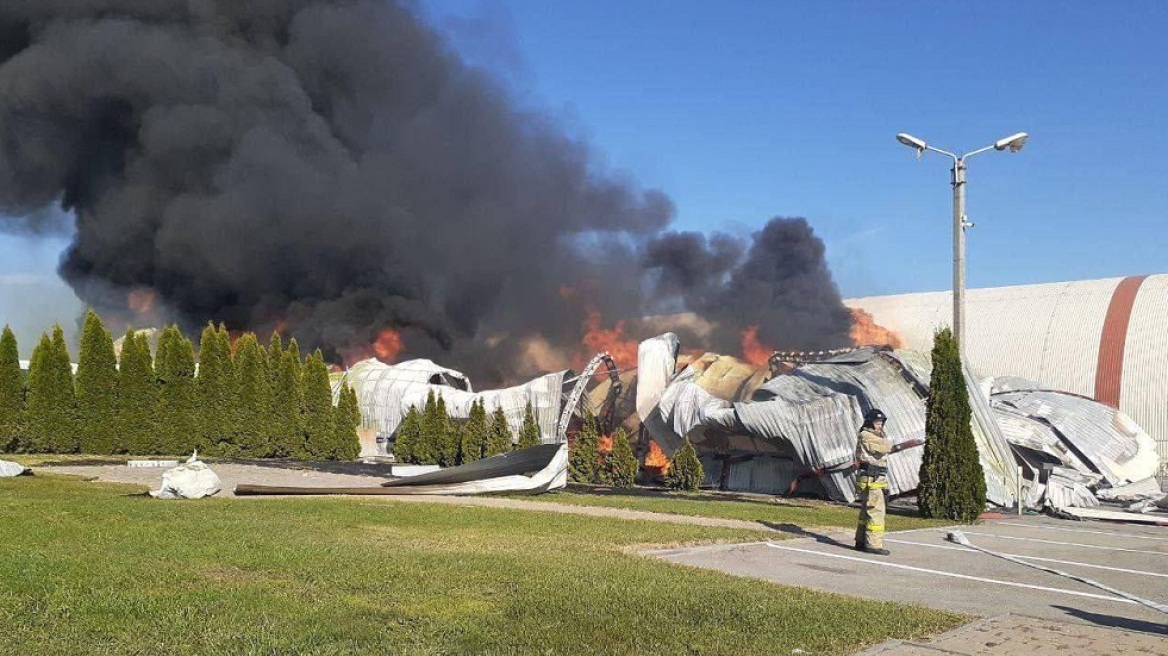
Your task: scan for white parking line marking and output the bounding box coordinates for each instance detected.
[962,531,1168,556]
[994,521,1168,542]
[884,538,1168,579]
[763,542,1134,605]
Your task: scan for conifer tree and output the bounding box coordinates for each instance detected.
[301,350,335,459]
[606,429,639,488]
[485,405,512,458]
[116,329,157,454]
[666,437,704,491]
[568,409,601,484]
[267,332,284,385]
[394,405,422,464]
[76,311,118,454]
[271,343,305,457]
[918,327,987,522]
[331,383,361,460]
[26,326,77,453]
[155,326,199,455]
[460,399,488,463]
[218,323,241,453]
[435,393,458,466]
[517,401,540,450]
[234,333,273,457]
[50,326,78,452]
[0,326,24,452]
[197,323,229,454]
[417,389,440,465]
[24,333,53,453]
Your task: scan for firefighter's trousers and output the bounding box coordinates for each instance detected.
[855,474,887,549]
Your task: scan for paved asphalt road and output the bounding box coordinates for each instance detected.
[650,515,1168,636]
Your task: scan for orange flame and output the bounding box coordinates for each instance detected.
[740,325,772,367]
[558,284,577,300]
[127,288,159,323]
[849,308,904,348]
[643,439,671,476]
[598,434,613,454]
[576,308,638,369]
[337,327,405,367]
[374,328,403,362]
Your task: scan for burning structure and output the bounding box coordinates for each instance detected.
[331,328,1160,511]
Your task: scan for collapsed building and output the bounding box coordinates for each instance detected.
[631,334,1160,512]
[335,330,1163,512]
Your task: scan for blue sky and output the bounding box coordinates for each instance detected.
[422,1,1168,296]
[2,1,1165,346]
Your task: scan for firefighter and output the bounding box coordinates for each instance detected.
[854,408,892,555]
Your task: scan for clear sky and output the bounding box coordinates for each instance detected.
[2,1,1165,346]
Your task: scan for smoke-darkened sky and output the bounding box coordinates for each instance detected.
[0,1,853,382]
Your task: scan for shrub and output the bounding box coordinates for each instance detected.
[0,326,24,452]
[301,350,335,459]
[117,329,157,454]
[394,405,422,464]
[517,401,540,449]
[460,399,488,463]
[918,327,987,523]
[76,311,118,454]
[568,410,601,484]
[606,429,639,488]
[666,437,704,491]
[485,405,511,458]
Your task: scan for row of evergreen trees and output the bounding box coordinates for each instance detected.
[393,391,542,466]
[568,411,640,487]
[0,311,360,460]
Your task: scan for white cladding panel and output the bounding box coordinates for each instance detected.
[1122,275,1168,480]
[1037,278,1119,397]
[848,277,1121,391]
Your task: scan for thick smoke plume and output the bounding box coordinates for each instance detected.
[0,1,852,384]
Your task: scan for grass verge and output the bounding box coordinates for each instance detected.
[517,486,952,533]
[1,474,964,654]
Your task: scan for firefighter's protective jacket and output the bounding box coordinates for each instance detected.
[855,428,892,468]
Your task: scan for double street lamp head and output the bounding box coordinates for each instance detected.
[895,131,1030,158]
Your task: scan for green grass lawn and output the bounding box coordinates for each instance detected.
[519,487,953,533]
[1,473,964,655]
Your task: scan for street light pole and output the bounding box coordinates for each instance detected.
[952,158,966,352]
[896,132,1028,355]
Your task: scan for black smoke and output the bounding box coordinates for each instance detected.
[644,219,854,354]
[0,1,851,384]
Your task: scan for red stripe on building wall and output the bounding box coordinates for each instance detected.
[1094,275,1148,408]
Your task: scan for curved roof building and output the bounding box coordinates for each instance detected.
[847,274,1168,481]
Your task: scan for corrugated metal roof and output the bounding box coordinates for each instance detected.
[1123,274,1168,481]
[990,385,1160,486]
[333,358,565,454]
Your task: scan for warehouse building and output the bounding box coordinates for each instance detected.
[847,274,1168,481]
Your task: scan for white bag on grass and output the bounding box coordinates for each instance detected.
[149,451,221,500]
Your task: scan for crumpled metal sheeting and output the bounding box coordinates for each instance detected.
[635,333,680,421]
[641,364,732,453]
[992,388,1160,486]
[735,389,863,501]
[334,358,565,448]
[738,350,929,502]
[993,405,1094,474]
[1043,466,1102,509]
[1096,477,1166,502]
